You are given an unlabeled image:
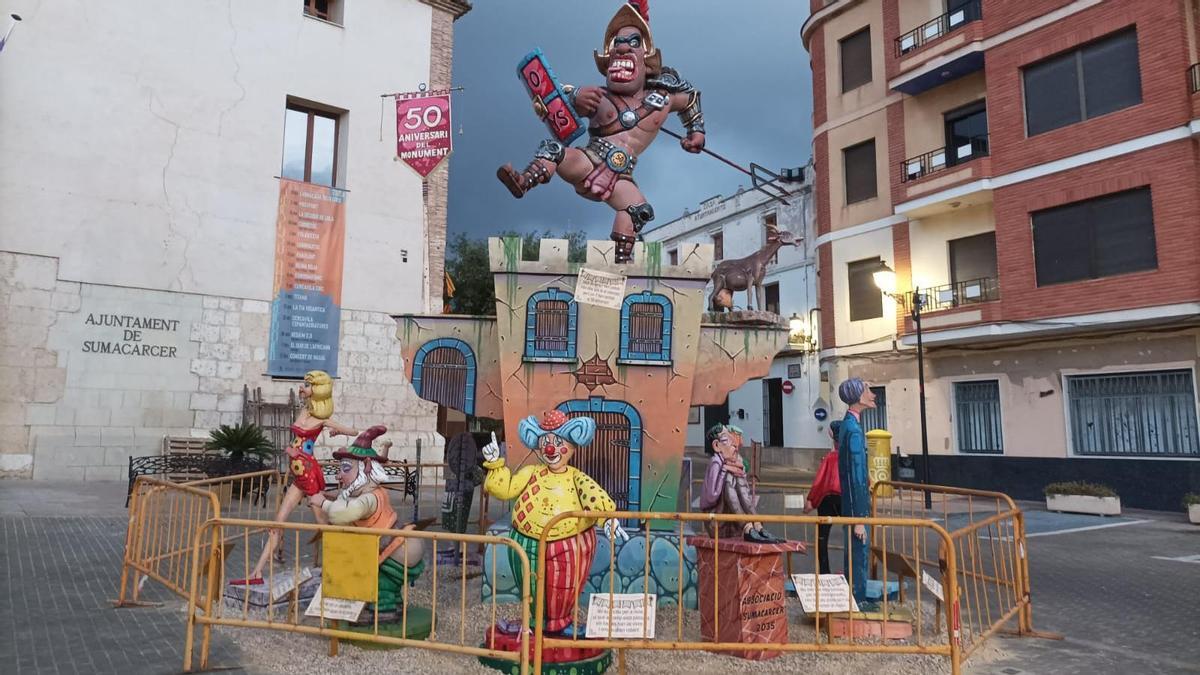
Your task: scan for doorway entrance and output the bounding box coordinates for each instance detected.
[763,378,784,446]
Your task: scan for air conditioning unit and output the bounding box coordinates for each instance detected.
[780,166,805,182]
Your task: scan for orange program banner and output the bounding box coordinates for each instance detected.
[267,179,346,377]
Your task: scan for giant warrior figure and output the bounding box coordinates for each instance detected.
[496,1,705,263]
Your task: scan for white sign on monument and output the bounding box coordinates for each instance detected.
[791,573,860,613]
[921,570,945,601]
[585,593,656,638]
[574,268,627,310]
[304,583,367,622]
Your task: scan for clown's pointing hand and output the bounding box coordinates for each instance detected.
[481,431,501,463]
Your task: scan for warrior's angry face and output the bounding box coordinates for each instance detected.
[606,26,646,94]
[537,432,576,471]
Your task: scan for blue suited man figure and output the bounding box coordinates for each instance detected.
[837,377,878,612]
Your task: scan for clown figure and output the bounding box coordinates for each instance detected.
[308,425,425,620]
[481,411,629,637]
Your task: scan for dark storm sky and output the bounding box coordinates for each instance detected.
[445,0,814,240]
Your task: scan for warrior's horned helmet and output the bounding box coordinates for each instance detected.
[594,2,661,78]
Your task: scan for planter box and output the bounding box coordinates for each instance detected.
[1189,504,1200,525]
[1046,494,1121,516]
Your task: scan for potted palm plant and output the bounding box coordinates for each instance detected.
[1044,481,1120,516]
[1184,493,1200,525]
[205,423,275,500]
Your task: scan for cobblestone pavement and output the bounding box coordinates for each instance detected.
[968,505,1200,675]
[0,482,244,675]
[2,482,1198,674]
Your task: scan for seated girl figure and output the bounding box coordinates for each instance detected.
[480,410,629,638]
[699,424,782,543]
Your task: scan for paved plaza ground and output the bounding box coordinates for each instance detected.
[1,480,1197,674]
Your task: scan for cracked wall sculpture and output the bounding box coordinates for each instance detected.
[394,236,789,522]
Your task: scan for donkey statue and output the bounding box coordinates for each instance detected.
[708,224,801,313]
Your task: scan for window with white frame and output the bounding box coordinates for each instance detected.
[954,380,1003,454]
[1067,369,1199,456]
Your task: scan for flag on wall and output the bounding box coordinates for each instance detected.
[396,94,453,177]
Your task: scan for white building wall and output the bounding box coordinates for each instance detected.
[645,165,826,452]
[0,0,459,479]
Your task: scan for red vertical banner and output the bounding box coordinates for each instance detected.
[396,94,452,177]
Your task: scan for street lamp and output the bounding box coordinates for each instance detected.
[873,261,932,508]
[787,310,820,354]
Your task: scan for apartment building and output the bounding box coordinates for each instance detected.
[803,0,1200,509]
[643,166,826,460]
[0,0,471,479]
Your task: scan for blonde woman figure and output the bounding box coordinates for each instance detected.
[233,370,356,585]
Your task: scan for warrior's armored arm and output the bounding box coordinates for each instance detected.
[654,67,704,136]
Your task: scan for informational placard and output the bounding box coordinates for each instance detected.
[396,94,452,177]
[266,566,313,602]
[267,179,345,378]
[791,573,859,613]
[575,268,627,310]
[784,493,806,509]
[304,584,367,621]
[922,570,944,601]
[585,593,656,638]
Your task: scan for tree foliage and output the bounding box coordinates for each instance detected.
[445,229,588,316]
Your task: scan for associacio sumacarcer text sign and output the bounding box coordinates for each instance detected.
[81,313,181,358]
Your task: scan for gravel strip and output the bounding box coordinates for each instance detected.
[218,563,1009,674]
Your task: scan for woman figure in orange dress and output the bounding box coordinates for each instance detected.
[234,370,356,584]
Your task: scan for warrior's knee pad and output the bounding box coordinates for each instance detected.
[625,202,655,233]
[534,139,566,164]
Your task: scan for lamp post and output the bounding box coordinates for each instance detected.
[873,261,932,508]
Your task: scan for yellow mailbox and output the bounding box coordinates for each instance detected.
[866,429,893,498]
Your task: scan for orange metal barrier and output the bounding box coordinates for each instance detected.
[871,481,1047,652]
[116,471,286,607]
[116,477,223,606]
[532,510,963,674]
[181,517,532,674]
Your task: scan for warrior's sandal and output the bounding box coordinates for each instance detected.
[497,160,552,198]
[496,165,528,198]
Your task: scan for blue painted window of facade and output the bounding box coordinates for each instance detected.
[524,288,578,362]
[557,397,643,517]
[618,291,672,365]
[411,338,476,415]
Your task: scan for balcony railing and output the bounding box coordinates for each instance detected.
[901,135,989,183]
[896,0,982,57]
[1190,63,1199,94]
[906,277,999,314]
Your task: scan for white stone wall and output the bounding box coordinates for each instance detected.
[0,0,436,313]
[0,251,438,480]
[0,0,468,479]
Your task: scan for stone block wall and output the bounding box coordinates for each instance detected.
[0,251,439,480]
